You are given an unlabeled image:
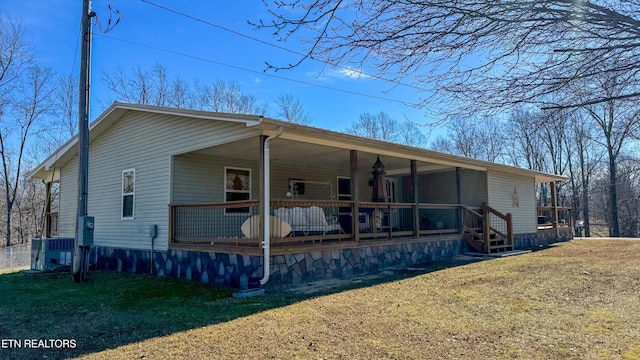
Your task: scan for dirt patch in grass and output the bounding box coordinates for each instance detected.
[0,266,27,275]
[2,240,640,359]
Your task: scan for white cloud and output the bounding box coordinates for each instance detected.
[338,67,373,80]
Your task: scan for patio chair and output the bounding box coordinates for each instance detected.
[273,206,343,236]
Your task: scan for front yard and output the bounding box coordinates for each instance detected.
[1,240,639,359]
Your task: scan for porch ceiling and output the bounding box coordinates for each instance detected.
[192,138,448,173]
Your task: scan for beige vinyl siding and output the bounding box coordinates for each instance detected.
[172,153,260,204]
[172,153,362,203]
[57,112,261,251]
[58,157,78,237]
[487,171,537,234]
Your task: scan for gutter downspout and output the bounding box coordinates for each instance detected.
[260,127,284,286]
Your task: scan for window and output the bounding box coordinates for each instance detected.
[122,169,135,219]
[225,167,251,214]
[337,176,351,213]
[337,176,351,201]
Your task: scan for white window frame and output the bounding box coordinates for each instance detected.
[224,166,252,215]
[337,176,351,200]
[121,168,135,220]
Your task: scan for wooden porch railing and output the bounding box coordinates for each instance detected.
[484,204,514,253]
[461,206,484,252]
[169,200,260,248]
[169,200,463,250]
[461,204,513,254]
[537,206,572,230]
[417,203,460,236]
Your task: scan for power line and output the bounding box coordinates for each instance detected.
[70,20,81,76]
[94,33,421,106]
[139,0,429,93]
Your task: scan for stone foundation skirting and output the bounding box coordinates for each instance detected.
[91,238,466,290]
[90,230,570,289]
[514,227,573,249]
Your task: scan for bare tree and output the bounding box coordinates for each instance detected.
[616,156,640,237]
[429,136,455,156]
[101,63,173,106]
[564,111,602,237]
[0,17,50,247]
[0,17,32,110]
[345,111,427,147]
[13,175,46,243]
[397,120,427,148]
[504,109,547,172]
[274,92,312,125]
[345,112,398,142]
[0,65,55,246]
[102,65,269,115]
[431,117,504,162]
[207,80,267,115]
[168,77,191,109]
[256,1,640,112]
[580,73,640,237]
[57,74,78,139]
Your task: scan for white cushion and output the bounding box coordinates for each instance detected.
[289,207,309,227]
[306,206,328,227]
[273,208,291,225]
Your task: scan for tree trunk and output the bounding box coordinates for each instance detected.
[582,183,591,237]
[579,153,591,237]
[5,205,11,247]
[608,154,620,237]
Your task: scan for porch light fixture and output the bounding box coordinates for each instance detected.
[371,155,387,203]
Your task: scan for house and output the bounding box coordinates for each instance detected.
[29,102,572,289]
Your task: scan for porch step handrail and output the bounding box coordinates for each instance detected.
[461,205,482,219]
[484,203,513,253]
[461,206,484,252]
[484,204,508,222]
[461,204,513,254]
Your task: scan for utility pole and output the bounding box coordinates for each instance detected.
[73,0,95,282]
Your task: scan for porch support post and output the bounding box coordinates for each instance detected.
[550,181,559,236]
[259,135,267,247]
[45,181,52,238]
[482,203,490,254]
[456,167,462,234]
[411,160,419,238]
[350,150,360,242]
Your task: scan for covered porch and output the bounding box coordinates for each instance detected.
[166,129,559,256]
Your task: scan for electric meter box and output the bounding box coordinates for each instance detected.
[77,216,95,246]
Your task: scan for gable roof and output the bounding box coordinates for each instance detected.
[29,102,567,183]
[28,102,264,181]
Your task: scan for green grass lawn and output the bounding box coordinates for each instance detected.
[0,269,307,360]
[1,240,640,359]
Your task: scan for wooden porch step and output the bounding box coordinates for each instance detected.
[464,235,485,253]
[490,244,513,249]
[489,244,514,253]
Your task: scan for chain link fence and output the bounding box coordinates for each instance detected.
[0,244,31,270]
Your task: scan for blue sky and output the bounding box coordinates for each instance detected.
[1,0,440,138]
